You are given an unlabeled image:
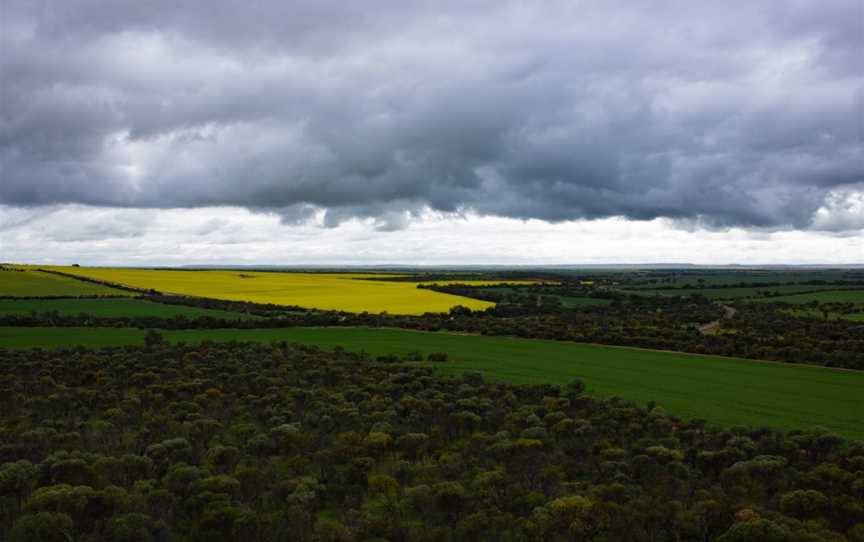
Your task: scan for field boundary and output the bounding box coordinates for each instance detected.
[151,324,864,375]
[2,321,858,374]
[323,325,864,374]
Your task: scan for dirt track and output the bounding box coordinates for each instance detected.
[698,304,737,335]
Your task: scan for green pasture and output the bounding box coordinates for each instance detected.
[0,327,146,349]
[751,290,864,305]
[617,269,863,289]
[1,326,861,438]
[0,298,255,320]
[480,286,611,307]
[635,270,857,288]
[627,285,847,300]
[785,309,864,322]
[0,269,128,297]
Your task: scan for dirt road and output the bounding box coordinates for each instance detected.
[698,304,737,335]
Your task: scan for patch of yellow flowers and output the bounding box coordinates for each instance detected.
[46,266,541,315]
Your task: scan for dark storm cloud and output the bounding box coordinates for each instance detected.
[1,0,862,229]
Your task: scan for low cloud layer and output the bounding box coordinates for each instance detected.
[2,205,862,266]
[1,1,862,230]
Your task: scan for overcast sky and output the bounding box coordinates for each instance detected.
[1,1,862,265]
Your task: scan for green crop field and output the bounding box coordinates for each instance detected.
[0,327,146,349]
[0,298,255,319]
[479,287,611,307]
[785,309,864,322]
[0,269,129,297]
[631,270,856,288]
[1,326,861,438]
[41,266,545,314]
[627,284,845,300]
[751,289,864,304]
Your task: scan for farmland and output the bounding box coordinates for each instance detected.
[625,284,849,300]
[41,266,544,314]
[0,298,253,319]
[3,265,863,541]
[0,326,146,349]
[2,325,861,438]
[621,269,863,288]
[478,286,612,307]
[785,308,864,322]
[0,268,128,297]
[751,289,864,304]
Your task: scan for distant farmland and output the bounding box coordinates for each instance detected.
[2,326,861,438]
[751,289,864,304]
[0,268,129,297]
[0,298,254,320]
[480,286,611,307]
[785,308,864,322]
[43,267,541,314]
[627,284,848,300]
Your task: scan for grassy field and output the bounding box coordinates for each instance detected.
[1,326,861,438]
[751,290,864,304]
[785,308,864,322]
[41,267,544,314]
[0,269,129,297]
[480,287,611,307]
[631,270,859,288]
[627,285,848,300]
[0,298,255,319]
[0,327,146,349]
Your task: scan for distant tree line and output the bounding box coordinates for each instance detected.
[147,294,313,316]
[37,268,152,295]
[360,272,565,283]
[420,282,622,308]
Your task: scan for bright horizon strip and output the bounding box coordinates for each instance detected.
[1,206,861,267]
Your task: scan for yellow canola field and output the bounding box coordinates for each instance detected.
[45,267,539,314]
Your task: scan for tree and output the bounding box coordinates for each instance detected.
[535,495,607,540]
[0,461,36,512]
[143,330,164,349]
[779,489,828,519]
[716,519,795,542]
[106,513,160,542]
[9,512,74,542]
[565,379,586,401]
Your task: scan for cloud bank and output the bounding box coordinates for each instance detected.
[3,205,862,266]
[1,1,862,230]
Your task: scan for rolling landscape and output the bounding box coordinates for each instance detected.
[1,264,863,541]
[2,1,863,541]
